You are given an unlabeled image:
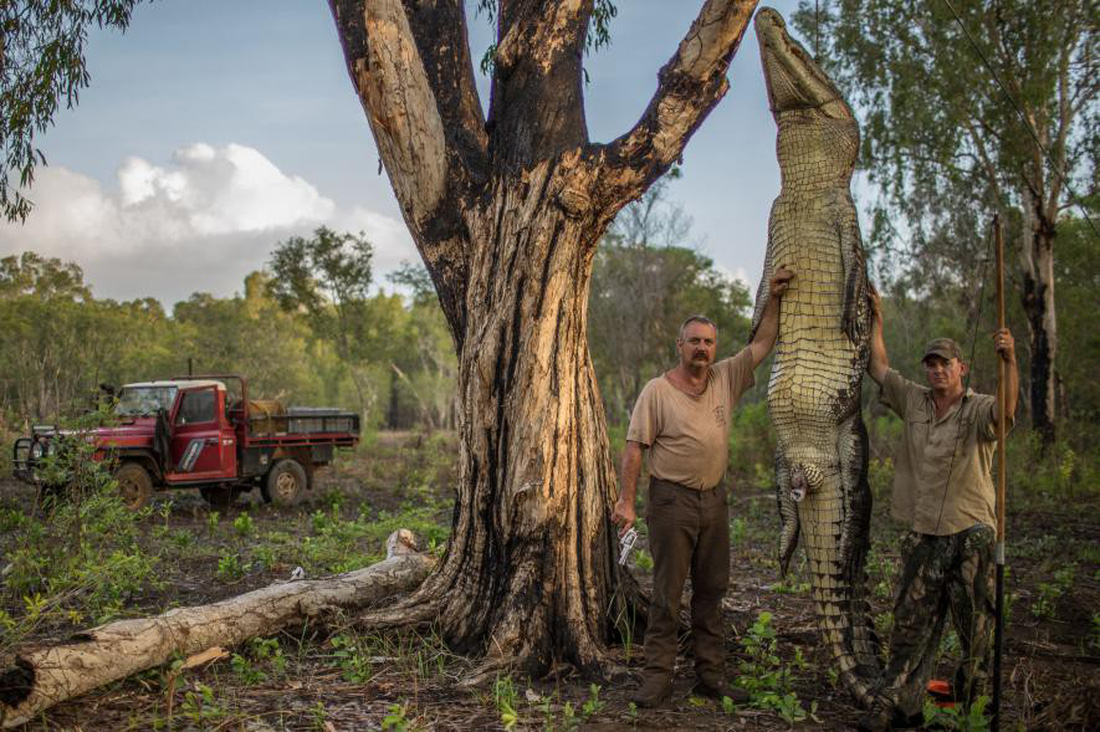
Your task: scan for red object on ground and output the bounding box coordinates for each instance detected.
[927,679,956,708]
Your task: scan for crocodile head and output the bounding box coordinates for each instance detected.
[755,8,858,188]
[755,7,852,120]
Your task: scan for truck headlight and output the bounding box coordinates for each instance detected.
[30,441,45,459]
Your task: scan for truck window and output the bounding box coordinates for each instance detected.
[116,386,177,416]
[175,389,216,425]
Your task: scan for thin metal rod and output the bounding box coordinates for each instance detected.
[991,214,1006,731]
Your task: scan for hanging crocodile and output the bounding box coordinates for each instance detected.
[749,7,881,707]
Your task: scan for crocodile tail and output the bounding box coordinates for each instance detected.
[838,414,883,672]
[800,469,882,708]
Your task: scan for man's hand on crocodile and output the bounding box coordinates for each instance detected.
[770,266,795,298]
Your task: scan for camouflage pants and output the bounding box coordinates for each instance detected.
[880,525,996,718]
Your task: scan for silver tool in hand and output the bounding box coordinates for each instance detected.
[618,526,638,566]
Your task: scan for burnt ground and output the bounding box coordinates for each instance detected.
[1,431,1097,731]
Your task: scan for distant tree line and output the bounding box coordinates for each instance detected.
[0,242,458,433]
[1,189,1094,447]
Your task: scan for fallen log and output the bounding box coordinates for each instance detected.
[0,529,432,728]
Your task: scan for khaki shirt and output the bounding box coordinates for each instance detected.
[627,347,755,490]
[880,368,1009,536]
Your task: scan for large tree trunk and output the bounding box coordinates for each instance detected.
[328,0,758,674]
[1020,185,1058,445]
[0,531,432,729]
[423,160,619,673]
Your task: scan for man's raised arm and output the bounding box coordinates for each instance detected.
[867,290,889,384]
[748,267,795,368]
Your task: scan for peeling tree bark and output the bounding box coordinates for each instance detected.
[0,532,432,728]
[328,0,758,675]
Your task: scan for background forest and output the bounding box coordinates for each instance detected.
[1,174,1096,472]
[0,203,1097,482]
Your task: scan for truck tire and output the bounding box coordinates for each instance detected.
[116,462,153,511]
[262,459,306,506]
[200,486,242,510]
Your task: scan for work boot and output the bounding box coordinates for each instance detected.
[631,674,672,708]
[855,698,893,732]
[693,677,749,704]
[856,700,923,731]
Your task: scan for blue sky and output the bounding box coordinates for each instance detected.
[0,0,818,306]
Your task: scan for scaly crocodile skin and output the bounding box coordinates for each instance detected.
[751,8,881,708]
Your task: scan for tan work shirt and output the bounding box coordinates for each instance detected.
[880,368,1009,536]
[626,347,756,490]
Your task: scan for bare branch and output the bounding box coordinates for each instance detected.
[399,0,489,184]
[488,0,592,169]
[594,0,759,214]
[329,0,475,341]
[329,0,449,229]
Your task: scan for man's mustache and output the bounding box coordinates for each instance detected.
[693,351,709,359]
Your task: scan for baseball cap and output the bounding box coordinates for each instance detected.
[922,337,963,363]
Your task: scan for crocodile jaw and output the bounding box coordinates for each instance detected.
[755,7,852,121]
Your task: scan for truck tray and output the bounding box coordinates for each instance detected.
[248,407,359,436]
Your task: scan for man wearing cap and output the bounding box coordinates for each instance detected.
[612,267,795,708]
[859,293,1018,731]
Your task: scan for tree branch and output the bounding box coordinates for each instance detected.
[329,0,447,228]
[399,0,489,185]
[488,0,592,170]
[328,0,477,344]
[594,0,758,215]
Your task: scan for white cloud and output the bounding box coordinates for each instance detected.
[0,143,417,305]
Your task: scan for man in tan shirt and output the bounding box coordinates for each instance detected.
[859,293,1018,731]
[612,267,794,707]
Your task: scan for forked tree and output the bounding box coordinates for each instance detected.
[326,0,759,677]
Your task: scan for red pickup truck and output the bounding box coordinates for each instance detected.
[12,374,359,510]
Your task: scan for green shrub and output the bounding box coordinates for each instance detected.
[0,416,162,648]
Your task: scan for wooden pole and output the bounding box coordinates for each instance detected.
[991,215,1007,731]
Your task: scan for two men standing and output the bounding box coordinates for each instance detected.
[612,267,794,707]
[612,277,1017,723]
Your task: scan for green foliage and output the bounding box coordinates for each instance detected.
[382,702,412,731]
[328,633,373,683]
[0,247,456,435]
[215,553,246,583]
[230,636,286,685]
[923,694,991,731]
[581,683,604,720]
[0,415,161,649]
[633,548,654,572]
[232,512,254,538]
[730,516,748,545]
[0,2,143,220]
[179,682,226,726]
[1031,564,1075,619]
[727,401,776,486]
[493,676,519,730]
[736,612,811,723]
